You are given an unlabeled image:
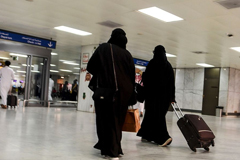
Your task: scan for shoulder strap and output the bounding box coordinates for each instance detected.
[110,44,118,91]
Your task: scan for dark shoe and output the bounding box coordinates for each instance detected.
[2,105,7,109]
[159,138,172,147]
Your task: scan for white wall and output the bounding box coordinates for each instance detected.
[77,44,98,112]
[226,68,240,113]
[218,68,229,112]
[175,68,204,111]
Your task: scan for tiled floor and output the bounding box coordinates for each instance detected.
[0,105,239,160]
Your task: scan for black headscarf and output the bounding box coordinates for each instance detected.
[153,45,168,67]
[108,28,128,49]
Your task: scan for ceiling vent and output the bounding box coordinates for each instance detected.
[192,51,208,54]
[215,0,240,9]
[97,21,123,28]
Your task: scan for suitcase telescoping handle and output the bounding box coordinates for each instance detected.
[171,102,184,119]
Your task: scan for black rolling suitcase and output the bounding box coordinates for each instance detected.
[172,103,215,152]
[7,95,18,108]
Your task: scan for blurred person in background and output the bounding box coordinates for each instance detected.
[0,61,14,109]
[48,75,54,101]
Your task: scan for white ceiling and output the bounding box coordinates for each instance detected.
[1,0,240,70]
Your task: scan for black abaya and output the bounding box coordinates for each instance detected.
[137,46,175,145]
[87,43,135,157]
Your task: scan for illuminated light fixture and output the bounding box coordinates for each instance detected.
[196,63,214,67]
[61,76,64,79]
[22,64,34,67]
[50,70,59,72]
[41,63,56,67]
[10,65,20,68]
[17,70,26,73]
[74,67,80,69]
[138,7,183,22]
[166,53,177,57]
[0,56,9,60]
[54,26,92,36]
[9,53,28,57]
[51,52,58,55]
[60,69,72,72]
[73,73,79,75]
[31,70,40,73]
[230,47,240,52]
[135,65,146,70]
[63,61,79,65]
[59,59,68,62]
[22,75,26,77]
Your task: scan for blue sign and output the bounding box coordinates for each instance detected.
[133,58,149,67]
[0,29,57,49]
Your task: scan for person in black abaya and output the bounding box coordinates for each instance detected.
[87,28,136,160]
[137,45,175,146]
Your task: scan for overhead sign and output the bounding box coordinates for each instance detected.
[0,29,57,49]
[133,58,149,67]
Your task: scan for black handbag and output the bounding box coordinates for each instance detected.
[135,81,145,103]
[92,44,118,102]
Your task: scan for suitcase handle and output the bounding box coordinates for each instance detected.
[171,102,184,119]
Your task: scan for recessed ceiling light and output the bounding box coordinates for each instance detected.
[63,62,79,65]
[0,57,9,60]
[51,52,58,55]
[166,53,177,57]
[135,65,146,70]
[54,26,92,36]
[31,70,40,73]
[73,73,79,75]
[61,76,64,79]
[196,63,214,67]
[22,64,34,67]
[230,47,240,52]
[50,70,59,72]
[10,65,20,68]
[74,67,80,69]
[60,69,72,72]
[17,70,26,73]
[9,53,27,57]
[138,7,183,22]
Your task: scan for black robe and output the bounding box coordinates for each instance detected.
[87,43,135,157]
[137,55,175,144]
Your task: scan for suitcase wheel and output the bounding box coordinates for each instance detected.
[204,147,209,151]
[211,140,215,147]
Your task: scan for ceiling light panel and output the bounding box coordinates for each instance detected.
[51,52,58,55]
[50,70,59,72]
[54,26,92,36]
[196,63,214,67]
[10,66,21,68]
[9,53,28,57]
[166,53,177,57]
[60,69,72,72]
[230,47,240,52]
[0,57,9,60]
[138,7,183,22]
[63,61,79,65]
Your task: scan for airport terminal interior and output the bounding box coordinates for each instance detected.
[0,0,240,159]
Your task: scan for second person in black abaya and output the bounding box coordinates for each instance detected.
[137,45,175,146]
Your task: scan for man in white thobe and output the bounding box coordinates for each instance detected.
[48,75,54,101]
[0,61,14,109]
